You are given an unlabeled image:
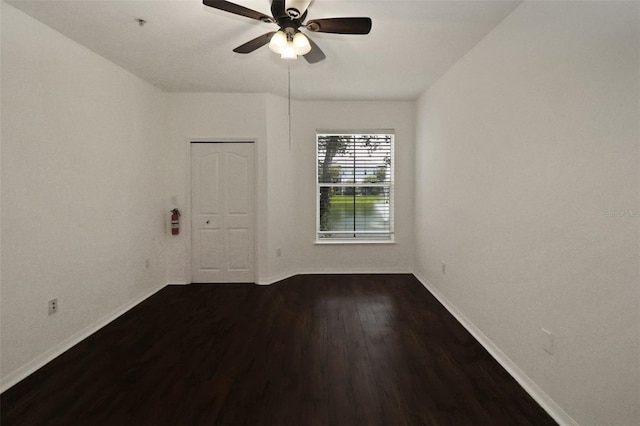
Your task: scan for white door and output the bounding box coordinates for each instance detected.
[191,142,255,283]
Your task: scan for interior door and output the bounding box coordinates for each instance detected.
[191,142,254,283]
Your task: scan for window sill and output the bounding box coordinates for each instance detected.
[315,239,396,245]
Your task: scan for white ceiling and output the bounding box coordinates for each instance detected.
[6,0,521,100]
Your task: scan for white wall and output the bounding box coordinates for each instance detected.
[264,94,297,283]
[414,2,640,425]
[1,3,170,390]
[165,93,270,284]
[290,100,416,274]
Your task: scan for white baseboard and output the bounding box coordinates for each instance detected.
[413,272,578,426]
[0,282,167,393]
[256,271,298,285]
[291,268,413,276]
[256,268,413,286]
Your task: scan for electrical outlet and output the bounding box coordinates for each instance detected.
[276,248,282,257]
[441,261,446,274]
[48,298,58,315]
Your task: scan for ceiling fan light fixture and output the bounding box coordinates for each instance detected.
[268,30,288,54]
[292,32,311,55]
[270,28,308,60]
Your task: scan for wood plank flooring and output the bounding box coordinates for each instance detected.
[1,274,557,425]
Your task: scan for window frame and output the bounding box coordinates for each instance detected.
[315,130,395,244]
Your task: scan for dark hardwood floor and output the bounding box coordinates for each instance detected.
[1,274,556,426]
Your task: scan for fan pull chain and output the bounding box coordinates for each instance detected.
[288,62,292,151]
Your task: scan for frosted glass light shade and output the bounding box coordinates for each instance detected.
[268,31,288,54]
[281,43,297,59]
[292,32,311,55]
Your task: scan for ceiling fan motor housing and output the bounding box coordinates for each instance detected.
[285,0,312,19]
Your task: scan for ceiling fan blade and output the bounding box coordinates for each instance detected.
[306,17,372,34]
[233,32,276,54]
[270,0,287,21]
[303,36,326,64]
[203,0,275,23]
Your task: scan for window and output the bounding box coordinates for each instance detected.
[317,131,394,242]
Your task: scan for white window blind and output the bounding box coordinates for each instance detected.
[317,131,394,241]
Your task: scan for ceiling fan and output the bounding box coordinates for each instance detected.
[202,0,372,63]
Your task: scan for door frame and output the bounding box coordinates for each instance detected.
[185,138,258,284]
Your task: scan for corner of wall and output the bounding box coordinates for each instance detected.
[412,273,578,426]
